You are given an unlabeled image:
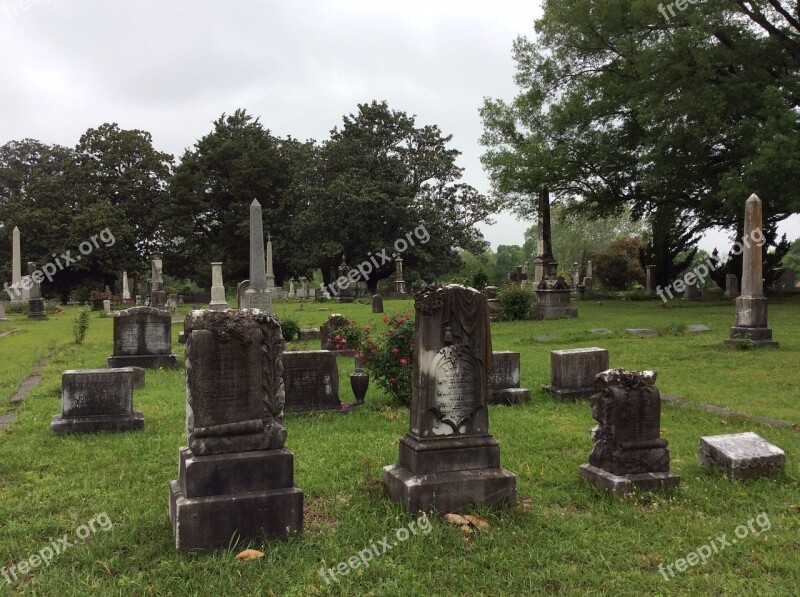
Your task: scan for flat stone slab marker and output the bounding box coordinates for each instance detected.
[699,432,786,480]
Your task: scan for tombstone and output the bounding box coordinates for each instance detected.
[320,314,348,350]
[135,295,143,306]
[626,328,658,337]
[334,256,356,303]
[590,328,613,335]
[0,301,6,321]
[699,432,785,480]
[103,300,112,316]
[391,256,408,298]
[544,347,609,400]
[282,351,343,413]
[645,265,656,295]
[26,262,47,320]
[726,194,778,347]
[208,262,228,310]
[298,328,322,342]
[483,286,502,322]
[532,187,558,284]
[51,368,144,434]
[239,200,273,313]
[288,279,296,298]
[149,253,167,310]
[107,307,178,369]
[383,284,517,513]
[583,276,593,291]
[533,273,577,320]
[683,282,701,301]
[488,352,531,405]
[579,369,680,495]
[168,294,178,313]
[296,278,308,299]
[724,274,739,299]
[265,233,276,290]
[687,324,710,333]
[169,309,303,551]
[570,263,580,290]
[372,294,384,314]
[508,265,527,285]
[586,260,593,280]
[122,271,131,301]
[10,226,28,301]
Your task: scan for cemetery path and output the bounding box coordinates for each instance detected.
[9,356,49,406]
[663,394,799,431]
[0,412,16,433]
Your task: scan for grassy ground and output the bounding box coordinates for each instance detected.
[0,299,798,596]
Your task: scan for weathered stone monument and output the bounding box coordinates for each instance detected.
[726,194,778,348]
[239,200,273,313]
[103,300,112,316]
[283,351,343,413]
[545,347,609,400]
[391,256,408,298]
[334,256,356,303]
[11,226,28,301]
[699,432,785,481]
[265,233,276,291]
[645,265,656,295]
[725,274,739,299]
[372,294,384,313]
[26,262,47,320]
[508,265,528,285]
[149,253,167,310]
[169,309,303,551]
[0,301,6,321]
[583,260,594,291]
[683,282,701,301]
[484,286,502,322]
[579,369,680,495]
[107,306,178,369]
[122,271,131,301]
[320,314,348,350]
[383,284,517,513]
[488,352,531,405]
[208,262,227,310]
[51,368,144,434]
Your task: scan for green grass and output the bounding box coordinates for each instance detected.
[0,299,798,595]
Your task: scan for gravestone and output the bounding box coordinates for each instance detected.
[645,265,656,295]
[544,347,609,400]
[122,271,131,301]
[288,279,296,298]
[11,226,28,301]
[532,187,557,284]
[168,294,178,312]
[590,328,613,335]
[383,284,517,513]
[103,300,111,316]
[240,200,273,313]
[683,282,701,301]
[483,286,502,322]
[51,368,144,434]
[391,256,408,297]
[282,351,342,413]
[0,302,6,321]
[107,307,178,369]
[533,274,577,320]
[334,256,356,302]
[372,294,384,314]
[320,314,348,350]
[687,324,710,333]
[570,263,580,290]
[726,194,778,348]
[488,351,530,405]
[169,309,303,551]
[265,233,276,290]
[725,274,739,299]
[298,328,321,342]
[775,268,796,290]
[579,369,680,495]
[150,253,167,310]
[208,262,228,310]
[626,328,658,337]
[699,432,785,480]
[508,265,527,285]
[26,262,47,320]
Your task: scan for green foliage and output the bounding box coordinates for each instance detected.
[498,285,533,321]
[591,237,647,291]
[360,312,415,406]
[278,317,300,342]
[471,270,489,291]
[781,237,800,272]
[327,318,365,351]
[72,307,90,345]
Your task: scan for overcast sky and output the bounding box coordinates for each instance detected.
[2,0,797,255]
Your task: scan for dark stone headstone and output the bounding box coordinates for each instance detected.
[372,294,384,314]
[51,368,144,434]
[298,328,321,342]
[579,369,680,495]
[107,307,178,370]
[699,432,785,480]
[488,351,530,405]
[544,347,609,400]
[282,351,342,413]
[383,284,516,513]
[169,309,303,551]
[320,314,348,350]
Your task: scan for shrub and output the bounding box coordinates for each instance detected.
[471,271,489,291]
[361,312,415,406]
[328,319,365,351]
[499,286,533,321]
[72,307,90,344]
[590,236,647,290]
[279,317,300,342]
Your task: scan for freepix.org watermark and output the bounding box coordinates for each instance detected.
[655,227,765,303]
[321,224,430,297]
[319,512,432,585]
[3,228,115,300]
[2,0,55,19]
[658,512,771,581]
[658,0,702,23]
[2,512,113,585]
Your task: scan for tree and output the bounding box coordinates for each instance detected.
[590,236,647,291]
[480,0,799,286]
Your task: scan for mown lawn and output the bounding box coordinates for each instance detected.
[0,298,798,596]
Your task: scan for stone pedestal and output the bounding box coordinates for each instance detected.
[488,351,530,405]
[579,369,680,496]
[545,347,609,400]
[51,368,144,434]
[169,309,303,551]
[27,297,47,320]
[699,432,785,480]
[726,296,777,347]
[532,275,577,320]
[107,307,178,370]
[383,285,516,513]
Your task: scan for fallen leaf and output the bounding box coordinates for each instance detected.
[518,497,533,514]
[443,513,471,526]
[235,549,265,561]
[789,504,799,512]
[464,515,490,530]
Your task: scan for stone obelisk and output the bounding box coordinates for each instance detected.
[122,271,131,301]
[532,187,576,320]
[266,234,276,290]
[150,253,167,310]
[726,194,777,347]
[12,226,28,301]
[532,187,558,283]
[208,262,228,310]
[242,200,273,313]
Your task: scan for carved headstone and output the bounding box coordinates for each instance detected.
[383,284,516,513]
[51,368,144,434]
[545,347,609,400]
[372,294,384,314]
[106,307,178,369]
[169,309,303,551]
[26,262,47,320]
[208,262,228,310]
[579,369,680,495]
[488,351,530,405]
[150,253,167,310]
[283,351,342,413]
